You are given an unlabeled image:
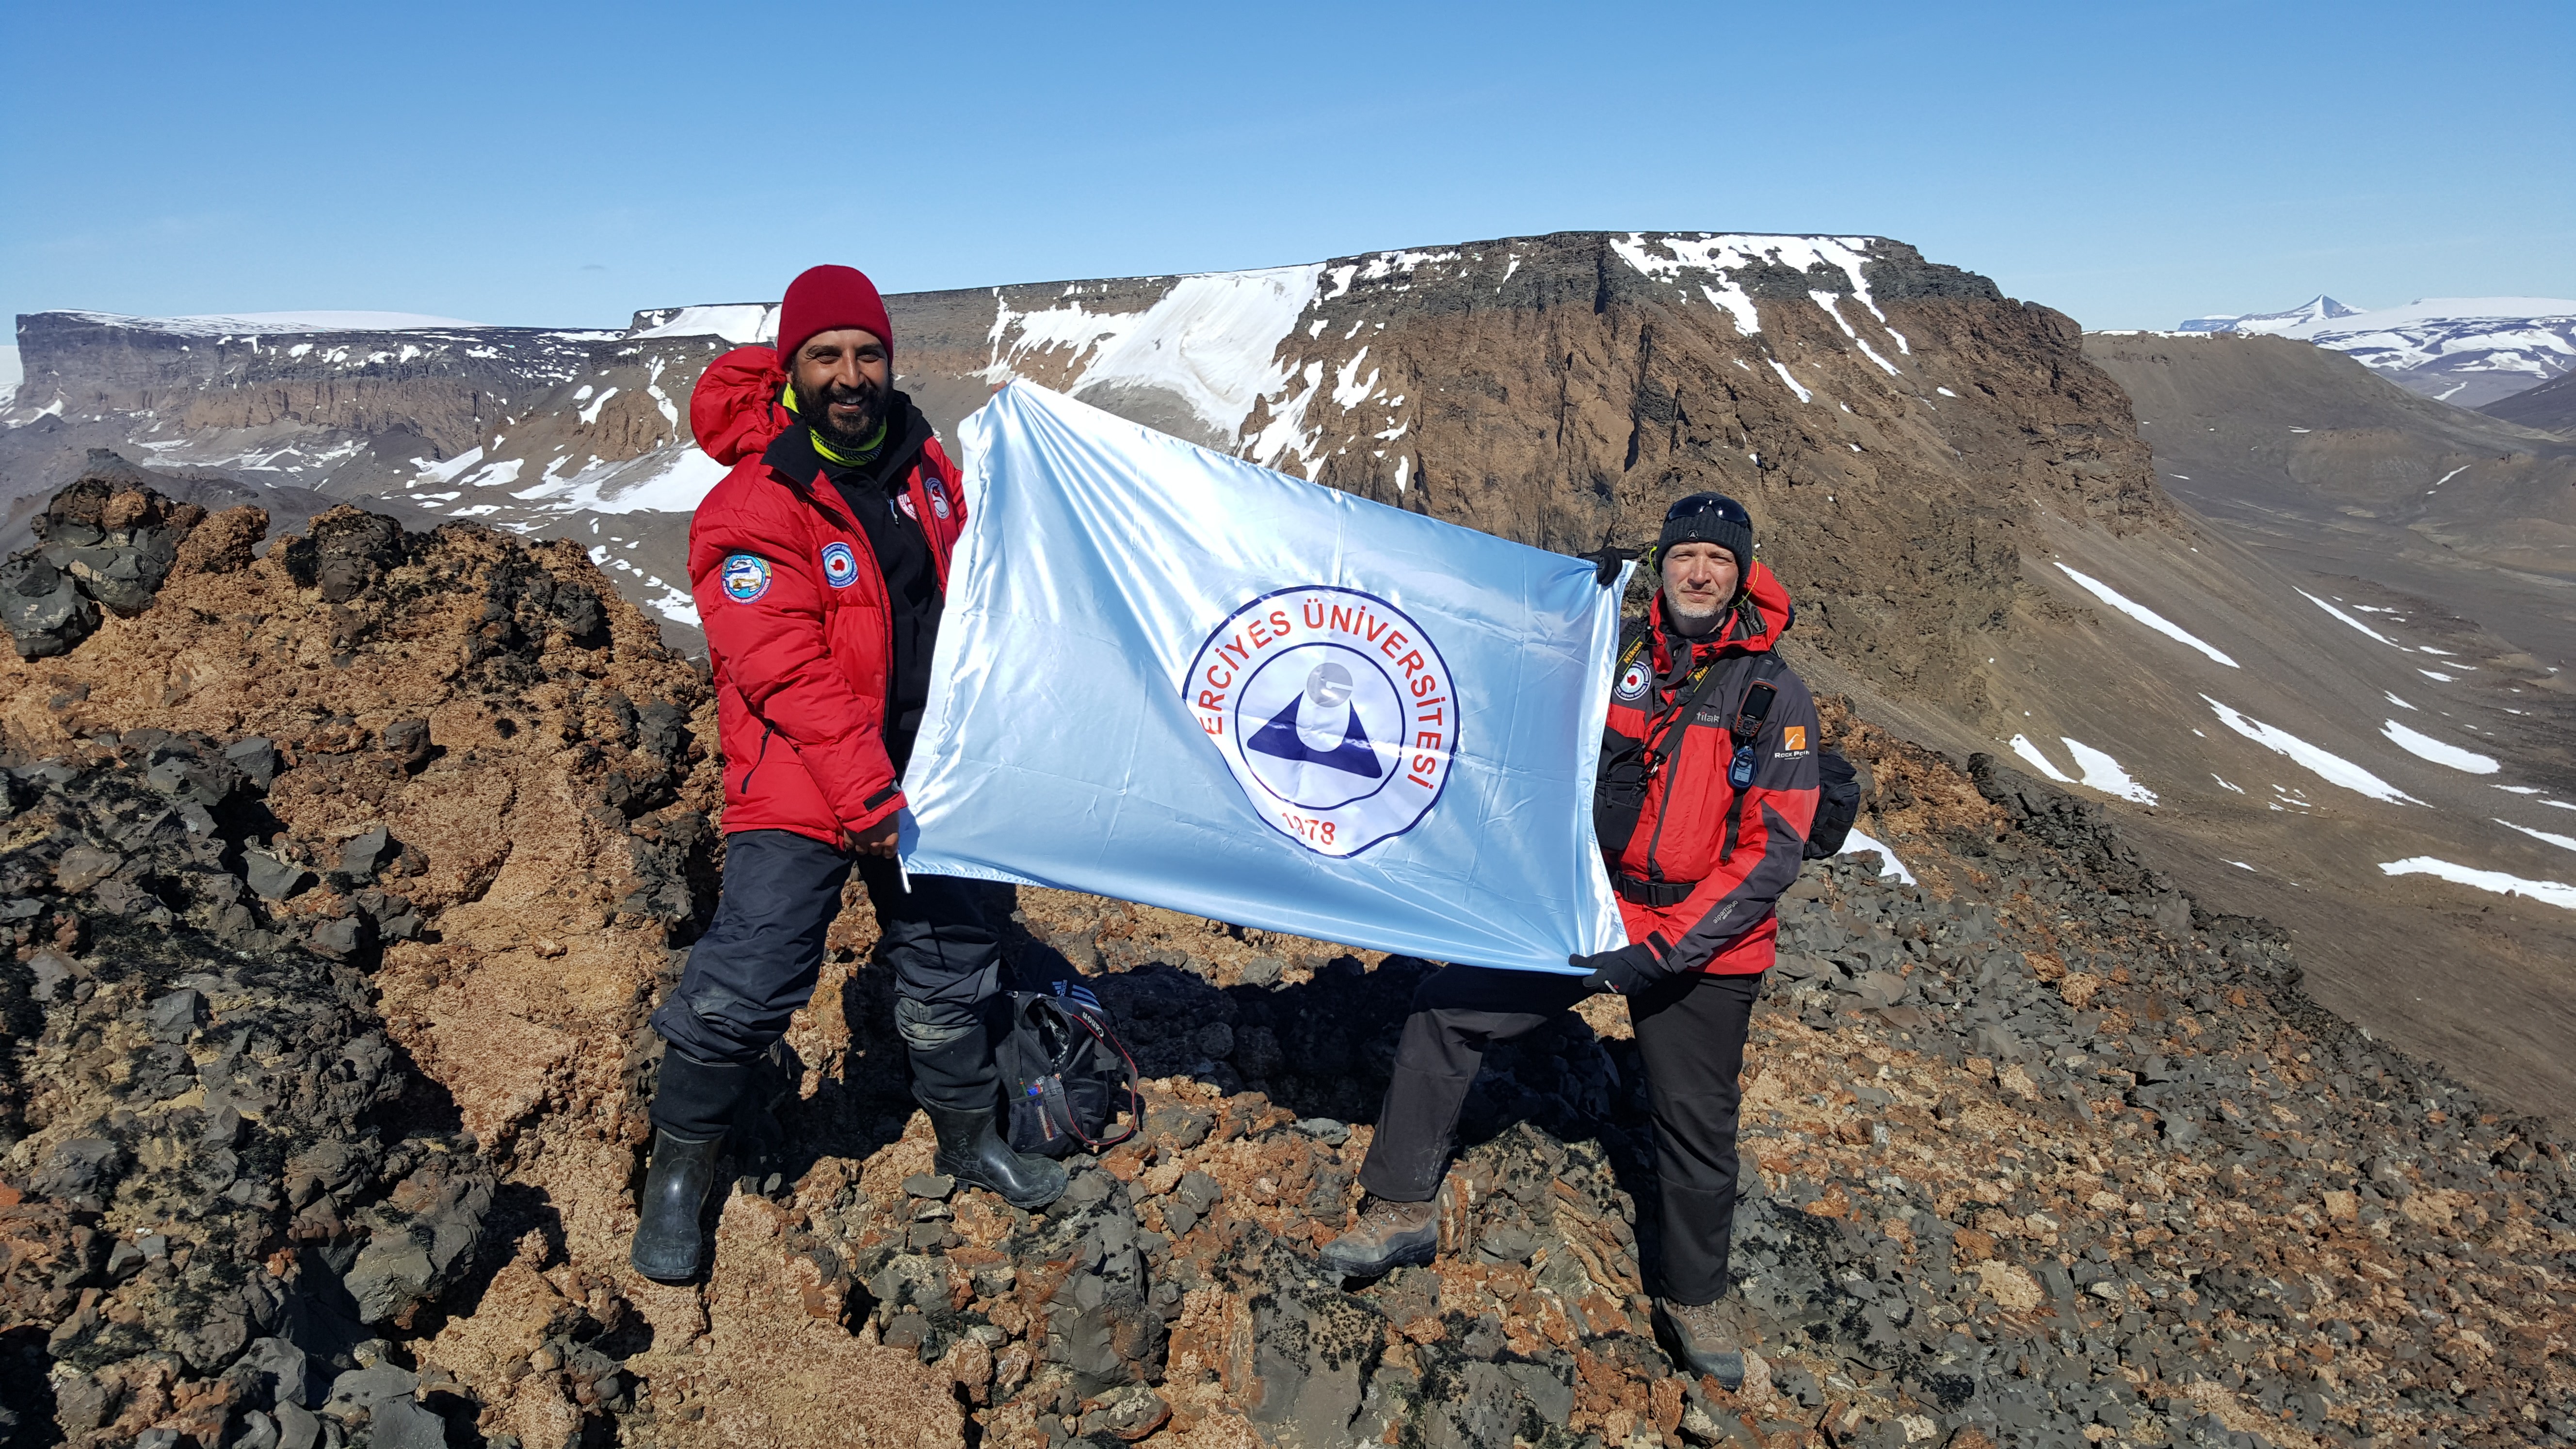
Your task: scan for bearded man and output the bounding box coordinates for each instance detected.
[1320,494,1821,1386]
[629,265,1065,1281]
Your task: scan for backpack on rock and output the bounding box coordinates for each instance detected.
[994,959,1143,1158]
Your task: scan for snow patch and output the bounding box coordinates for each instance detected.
[2054,564,2238,667]
[2295,588,2400,647]
[2061,738,2158,805]
[411,447,485,485]
[2203,696,2423,805]
[1768,360,1811,403]
[2497,819,2576,854]
[2009,735,2075,784]
[2381,720,2498,774]
[2379,857,2576,911]
[1838,829,1915,884]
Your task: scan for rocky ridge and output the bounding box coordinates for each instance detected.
[3,480,2570,1448]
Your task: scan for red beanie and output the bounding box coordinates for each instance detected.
[776,264,894,365]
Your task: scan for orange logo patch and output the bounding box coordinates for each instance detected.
[1783,725,1807,751]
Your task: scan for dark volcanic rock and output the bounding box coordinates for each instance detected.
[1,459,209,658]
[0,739,497,1449]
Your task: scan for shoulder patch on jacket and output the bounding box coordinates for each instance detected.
[819,541,858,588]
[1615,655,1651,702]
[720,553,773,603]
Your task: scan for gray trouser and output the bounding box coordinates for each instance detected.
[648,830,1001,1128]
[1354,964,1763,1304]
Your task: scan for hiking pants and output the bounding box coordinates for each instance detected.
[1355,964,1764,1305]
[648,829,1002,1135]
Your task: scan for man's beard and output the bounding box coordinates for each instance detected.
[805,377,887,455]
[1665,593,1725,631]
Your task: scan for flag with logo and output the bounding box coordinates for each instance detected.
[899,383,1627,974]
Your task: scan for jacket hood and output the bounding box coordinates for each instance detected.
[691,345,795,466]
[1648,559,1793,669]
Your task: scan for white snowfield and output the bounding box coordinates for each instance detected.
[631,304,776,344]
[2175,295,2576,401]
[2381,720,2499,775]
[2201,696,2423,806]
[2379,857,2576,912]
[2054,564,2238,667]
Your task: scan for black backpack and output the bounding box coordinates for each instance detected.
[995,966,1143,1159]
[1806,751,1861,861]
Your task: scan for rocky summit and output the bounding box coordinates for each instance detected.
[4,481,2575,1447]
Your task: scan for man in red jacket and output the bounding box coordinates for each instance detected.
[630,265,1065,1282]
[1321,494,1819,1387]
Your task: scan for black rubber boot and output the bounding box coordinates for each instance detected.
[630,1128,724,1281]
[924,1103,1067,1210]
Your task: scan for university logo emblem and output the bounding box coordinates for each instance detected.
[926,479,953,519]
[1615,657,1651,702]
[721,553,772,603]
[1184,586,1456,858]
[820,540,859,588]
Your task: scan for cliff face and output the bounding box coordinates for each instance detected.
[885,233,2164,715]
[11,313,616,460]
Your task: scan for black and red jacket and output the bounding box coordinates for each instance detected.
[685,346,967,845]
[1602,561,1820,975]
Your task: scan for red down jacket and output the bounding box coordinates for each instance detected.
[1603,561,1821,975]
[686,346,966,844]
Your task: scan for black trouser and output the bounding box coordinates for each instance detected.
[1355,964,1763,1305]
[647,829,1002,1136]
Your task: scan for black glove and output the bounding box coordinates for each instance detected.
[1571,936,1669,995]
[1577,547,1639,589]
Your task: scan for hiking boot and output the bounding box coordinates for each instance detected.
[1320,1196,1439,1278]
[1653,1296,1745,1389]
[925,1104,1068,1210]
[629,1128,724,1282]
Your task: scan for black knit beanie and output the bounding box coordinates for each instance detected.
[1656,492,1755,580]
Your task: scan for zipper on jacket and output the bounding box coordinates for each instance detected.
[738,723,775,794]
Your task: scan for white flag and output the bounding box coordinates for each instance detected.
[900,383,1626,973]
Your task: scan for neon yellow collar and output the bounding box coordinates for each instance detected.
[781,381,887,466]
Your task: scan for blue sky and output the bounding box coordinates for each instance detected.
[3,0,2569,338]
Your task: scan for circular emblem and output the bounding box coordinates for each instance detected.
[1616,657,1651,702]
[820,540,859,588]
[897,493,919,520]
[721,553,772,604]
[926,479,953,519]
[1183,586,1456,858]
